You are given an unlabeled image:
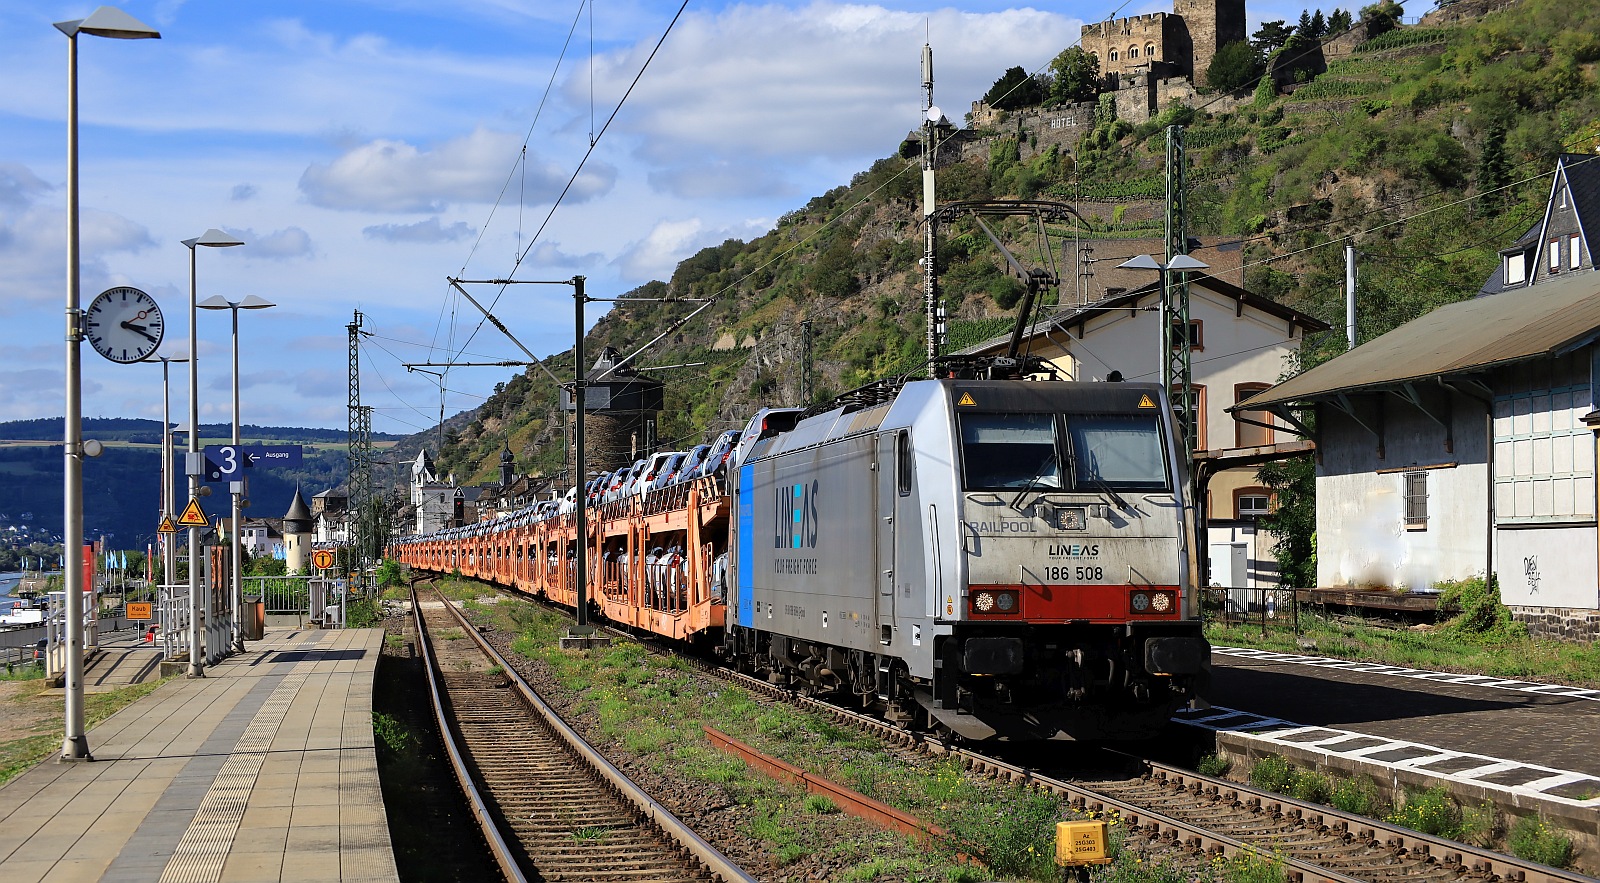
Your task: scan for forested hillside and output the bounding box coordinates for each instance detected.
[425,0,1600,490]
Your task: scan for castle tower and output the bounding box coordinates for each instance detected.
[499,442,515,488]
[283,486,313,573]
[1173,0,1246,83]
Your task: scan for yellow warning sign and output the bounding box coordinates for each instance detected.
[158,515,177,534]
[956,392,977,406]
[177,498,208,528]
[1136,394,1156,409]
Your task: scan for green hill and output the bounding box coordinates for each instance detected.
[423,0,1600,489]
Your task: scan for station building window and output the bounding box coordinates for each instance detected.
[1403,471,1428,530]
[1234,487,1271,519]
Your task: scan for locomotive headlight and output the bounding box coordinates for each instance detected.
[1131,592,1151,612]
[1151,591,1173,613]
[995,591,1017,612]
[974,591,996,612]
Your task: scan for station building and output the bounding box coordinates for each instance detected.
[1238,153,1600,640]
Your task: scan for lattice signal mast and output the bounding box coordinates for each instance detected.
[347,310,373,581]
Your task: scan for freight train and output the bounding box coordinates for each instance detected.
[391,374,1210,741]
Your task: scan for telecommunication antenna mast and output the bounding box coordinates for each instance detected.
[347,310,374,584]
[921,42,945,376]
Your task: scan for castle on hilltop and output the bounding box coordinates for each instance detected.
[1079,0,1247,90]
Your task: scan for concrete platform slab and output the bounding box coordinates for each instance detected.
[0,628,396,883]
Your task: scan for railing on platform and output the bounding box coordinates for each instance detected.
[1202,585,1301,636]
[159,583,190,662]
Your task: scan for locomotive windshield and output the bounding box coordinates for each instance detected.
[959,413,1062,489]
[1065,413,1169,491]
[959,411,1169,492]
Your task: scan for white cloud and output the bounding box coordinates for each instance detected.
[299,127,616,213]
[230,184,258,201]
[364,217,476,243]
[592,3,1079,162]
[0,163,50,209]
[219,226,314,261]
[615,217,769,281]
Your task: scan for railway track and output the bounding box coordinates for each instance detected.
[592,626,1590,883]
[430,578,1595,883]
[409,585,754,883]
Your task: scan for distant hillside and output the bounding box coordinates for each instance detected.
[0,419,379,550]
[409,0,1599,491]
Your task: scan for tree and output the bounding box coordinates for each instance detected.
[1327,8,1353,32]
[1258,454,1317,588]
[1205,40,1262,92]
[1360,0,1404,41]
[1251,20,1293,61]
[1475,124,1512,215]
[981,66,1044,111]
[1310,9,1327,37]
[1296,10,1315,36]
[1047,47,1100,105]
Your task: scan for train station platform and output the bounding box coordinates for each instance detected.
[0,627,396,883]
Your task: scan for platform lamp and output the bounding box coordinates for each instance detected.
[182,229,245,677]
[55,5,160,762]
[198,294,275,653]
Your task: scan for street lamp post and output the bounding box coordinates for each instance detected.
[198,295,274,653]
[181,229,244,677]
[54,5,160,762]
[142,354,188,595]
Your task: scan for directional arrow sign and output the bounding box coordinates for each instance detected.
[245,444,304,468]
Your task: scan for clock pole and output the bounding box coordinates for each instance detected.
[54,5,161,762]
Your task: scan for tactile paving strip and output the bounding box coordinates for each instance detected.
[157,672,310,883]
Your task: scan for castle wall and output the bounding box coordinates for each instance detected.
[1081,13,1186,82]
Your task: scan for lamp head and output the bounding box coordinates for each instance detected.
[1116,254,1163,271]
[239,295,276,310]
[56,6,161,39]
[1165,254,1211,272]
[196,295,230,311]
[182,228,245,249]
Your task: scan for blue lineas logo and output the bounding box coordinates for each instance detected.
[774,480,819,549]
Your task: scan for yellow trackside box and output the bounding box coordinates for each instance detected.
[1055,820,1110,866]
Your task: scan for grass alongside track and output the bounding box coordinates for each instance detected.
[442,576,1288,883]
[1204,613,1600,689]
[0,675,172,787]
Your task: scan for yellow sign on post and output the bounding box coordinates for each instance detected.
[157,515,176,534]
[127,602,153,620]
[177,498,208,528]
[312,549,335,570]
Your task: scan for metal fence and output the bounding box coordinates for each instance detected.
[248,576,313,615]
[1202,585,1301,635]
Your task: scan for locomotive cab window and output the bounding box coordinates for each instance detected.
[959,413,1062,490]
[896,431,913,495]
[1065,413,1169,491]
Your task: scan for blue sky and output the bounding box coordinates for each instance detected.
[1,0,1312,437]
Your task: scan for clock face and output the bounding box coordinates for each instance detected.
[85,286,164,364]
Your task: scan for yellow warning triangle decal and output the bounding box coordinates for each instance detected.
[157,515,177,534]
[1137,394,1156,409]
[956,392,977,406]
[177,498,209,528]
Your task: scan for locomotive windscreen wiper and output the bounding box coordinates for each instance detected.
[1087,475,1132,513]
[1009,451,1059,510]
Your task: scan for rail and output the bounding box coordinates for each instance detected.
[408,585,529,883]
[426,586,756,883]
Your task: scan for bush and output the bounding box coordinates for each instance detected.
[1388,786,1464,839]
[1198,754,1232,777]
[1249,755,1294,792]
[1329,776,1384,816]
[1436,577,1527,641]
[1507,814,1573,867]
